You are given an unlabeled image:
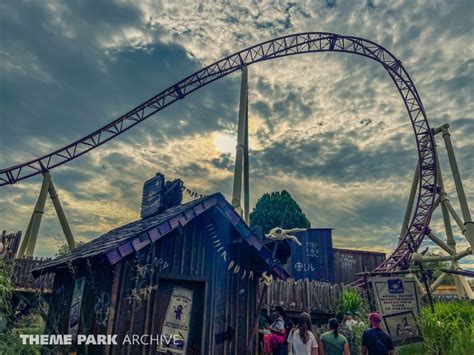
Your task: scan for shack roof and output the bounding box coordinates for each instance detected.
[32,193,289,279]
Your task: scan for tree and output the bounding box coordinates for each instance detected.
[249,190,311,234]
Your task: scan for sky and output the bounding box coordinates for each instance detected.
[0,0,473,270]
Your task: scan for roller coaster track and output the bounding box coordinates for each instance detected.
[0,32,437,272]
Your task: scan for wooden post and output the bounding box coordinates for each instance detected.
[246,282,268,354]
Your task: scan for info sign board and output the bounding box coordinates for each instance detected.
[158,286,193,354]
[372,277,422,344]
[68,277,86,339]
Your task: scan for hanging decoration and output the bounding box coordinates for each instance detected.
[206,223,255,281]
[265,227,306,246]
[181,185,207,203]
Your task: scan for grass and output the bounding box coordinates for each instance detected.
[417,301,474,355]
[397,342,426,355]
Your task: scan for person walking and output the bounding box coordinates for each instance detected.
[319,318,350,355]
[263,306,288,354]
[361,312,395,355]
[287,312,318,355]
[354,312,365,327]
[343,311,356,330]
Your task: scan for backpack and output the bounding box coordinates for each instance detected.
[373,330,389,355]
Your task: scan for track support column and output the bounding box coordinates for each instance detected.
[243,98,250,224]
[399,163,419,245]
[48,173,75,249]
[19,173,51,257]
[232,66,249,222]
[17,171,75,258]
[441,124,474,250]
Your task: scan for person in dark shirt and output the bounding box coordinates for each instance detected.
[361,312,395,355]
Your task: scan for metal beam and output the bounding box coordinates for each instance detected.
[231,66,248,218]
[17,172,75,258]
[431,271,449,292]
[444,197,468,235]
[243,96,250,224]
[24,173,51,257]
[426,232,454,255]
[399,163,419,244]
[48,172,75,249]
[17,212,34,258]
[441,124,474,249]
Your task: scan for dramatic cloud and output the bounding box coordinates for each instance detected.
[0,0,472,269]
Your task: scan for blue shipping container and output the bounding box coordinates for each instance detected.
[289,228,335,283]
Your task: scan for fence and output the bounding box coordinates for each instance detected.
[1,230,21,260]
[261,278,362,313]
[9,257,54,292]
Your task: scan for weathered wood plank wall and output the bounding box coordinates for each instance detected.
[261,278,362,313]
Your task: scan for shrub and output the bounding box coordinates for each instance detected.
[0,261,44,354]
[397,342,426,355]
[335,289,369,354]
[336,288,368,317]
[0,261,13,331]
[418,301,474,355]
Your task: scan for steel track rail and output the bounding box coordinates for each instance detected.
[0,32,437,272]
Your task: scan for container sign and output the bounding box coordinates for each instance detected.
[372,277,420,315]
[290,229,334,282]
[68,277,86,338]
[158,286,193,354]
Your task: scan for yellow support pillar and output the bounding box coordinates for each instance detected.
[48,173,75,249]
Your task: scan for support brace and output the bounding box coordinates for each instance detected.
[17,171,75,258]
[441,124,474,250]
[400,124,473,299]
[232,66,250,223]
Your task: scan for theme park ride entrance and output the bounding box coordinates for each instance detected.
[1,33,472,298]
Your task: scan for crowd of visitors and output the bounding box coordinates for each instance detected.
[259,307,395,355]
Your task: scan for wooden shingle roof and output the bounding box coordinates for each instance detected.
[32,193,289,279]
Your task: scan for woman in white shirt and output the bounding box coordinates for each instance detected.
[288,312,319,355]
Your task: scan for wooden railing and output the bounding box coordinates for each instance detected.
[9,257,54,292]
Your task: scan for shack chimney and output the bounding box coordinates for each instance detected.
[140,173,183,219]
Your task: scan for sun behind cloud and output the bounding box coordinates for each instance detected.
[213,131,236,155]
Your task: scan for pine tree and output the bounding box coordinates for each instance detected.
[249,190,310,234]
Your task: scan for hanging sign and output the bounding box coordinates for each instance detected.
[158,286,193,354]
[68,277,86,339]
[372,277,421,344]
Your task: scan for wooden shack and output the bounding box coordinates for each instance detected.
[333,248,386,284]
[33,174,289,354]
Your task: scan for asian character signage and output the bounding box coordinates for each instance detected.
[290,229,334,282]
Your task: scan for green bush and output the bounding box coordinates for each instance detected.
[336,288,368,317]
[335,289,369,354]
[397,342,426,355]
[0,261,44,354]
[418,301,474,355]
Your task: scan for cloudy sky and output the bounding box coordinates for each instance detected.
[0,0,472,270]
